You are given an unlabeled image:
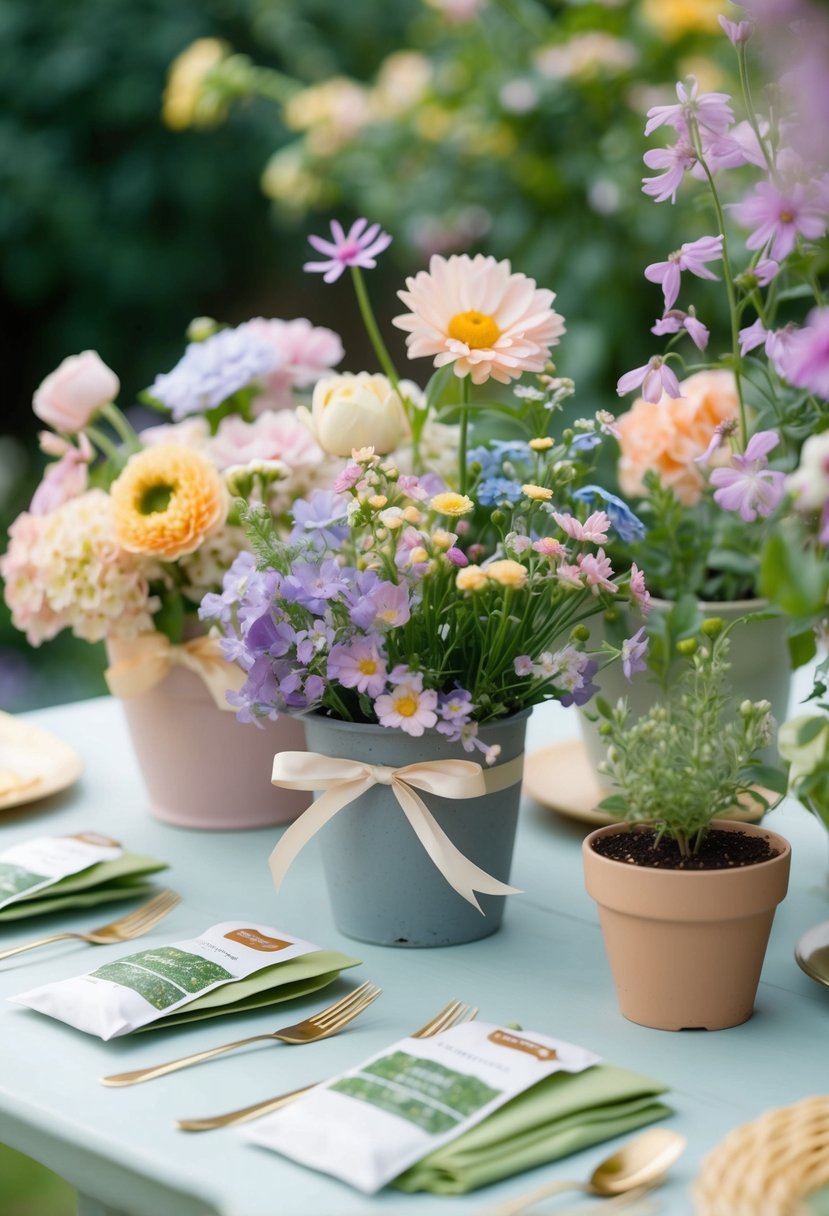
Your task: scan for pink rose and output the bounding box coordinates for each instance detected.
[33,351,120,433]
[208,410,323,470]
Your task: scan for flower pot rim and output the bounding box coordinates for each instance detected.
[583,818,792,876]
[648,595,774,612]
[304,705,534,738]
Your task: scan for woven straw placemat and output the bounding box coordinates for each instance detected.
[694,1096,829,1216]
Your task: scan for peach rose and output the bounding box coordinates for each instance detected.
[616,370,739,506]
[33,351,120,433]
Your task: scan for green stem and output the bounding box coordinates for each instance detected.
[350,266,401,393]
[99,402,141,453]
[85,424,125,467]
[736,46,776,180]
[459,376,470,494]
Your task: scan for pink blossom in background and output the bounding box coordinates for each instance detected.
[445,547,468,566]
[552,510,610,544]
[33,351,120,433]
[645,79,734,139]
[241,318,344,409]
[694,419,738,466]
[732,179,826,262]
[29,435,93,516]
[783,307,829,399]
[718,14,753,43]
[755,259,779,286]
[629,563,651,616]
[652,310,709,351]
[207,410,322,471]
[556,562,584,589]
[304,218,392,283]
[617,356,682,402]
[642,138,697,203]
[140,417,210,449]
[710,430,787,522]
[532,536,567,559]
[333,463,363,493]
[739,318,768,356]
[644,235,722,311]
[578,549,618,593]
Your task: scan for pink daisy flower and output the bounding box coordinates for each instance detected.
[732,180,826,263]
[578,549,618,593]
[327,639,387,697]
[629,562,651,617]
[392,253,565,385]
[374,681,438,737]
[552,510,610,544]
[304,218,392,284]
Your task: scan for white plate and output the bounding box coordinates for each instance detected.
[523,738,766,826]
[0,711,83,811]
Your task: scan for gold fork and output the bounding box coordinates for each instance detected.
[0,890,181,962]
[176,997,478,1132]
[100,981,382,1087]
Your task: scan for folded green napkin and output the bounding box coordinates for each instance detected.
[393,1063,672,1195]
[136,950,362,1032]
[0,853,168,922]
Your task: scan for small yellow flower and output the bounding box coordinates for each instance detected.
[522,483,553,501]
[379,507,404,530]
[162,39,229,131]
[430,492,475,517]
[529,437,553,452]
[456,566,488,592]
[486,559,528,589]
[368,494,388,509]
[352,446,377,463]
[402,505,424,525]
[409,546,429,565]
[432,529,455,550]
[110,444,227,561]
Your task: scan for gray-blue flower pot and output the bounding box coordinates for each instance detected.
[303,710,530,948]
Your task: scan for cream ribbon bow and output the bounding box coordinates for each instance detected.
[270,750,524,912]
[104,633,245,711]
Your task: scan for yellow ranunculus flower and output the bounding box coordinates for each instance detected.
[430,492,475,517]
[522,483,553,501]
[486,559,528,589]
[529,437,553,451]
[456,566,488,592]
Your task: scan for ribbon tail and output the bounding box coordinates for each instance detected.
[104,655,169,700]
[268,778,371,892]
[174,650,245,712]
[393,781,523,913]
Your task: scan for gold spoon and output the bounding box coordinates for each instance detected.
[795,920,829,988]
[480,1128,687,1216]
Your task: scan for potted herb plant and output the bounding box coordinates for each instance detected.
[582,618,791,1031]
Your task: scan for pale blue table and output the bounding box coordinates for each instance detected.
[0,692,827,1216]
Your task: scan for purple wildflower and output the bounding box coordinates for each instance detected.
[332,463,363,493]
[617,356,682,402]
[290,490,349,550]
[739,318,768,356]
[245,613,296,658]
[718,14,753,44]
[645,78,734,140]
[645,235,723,311]
[710,430,787,522]
[304,218,392,284]
[642,138,697,204]
[445,546,468,567]
[652,309,710,351]
[149,327,279,421]
[294,619,335,664]
[755,258,780,286]
[694,419,738,466]
[350,580,411,630]
[732,180,827,262]
[621,627,649,681]
[514,655,534,677]
[327,638,388,697]
[435,688,476,743]
[282,560,351,615]
[784,307,829,398]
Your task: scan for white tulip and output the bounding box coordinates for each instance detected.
[298,372,408,457]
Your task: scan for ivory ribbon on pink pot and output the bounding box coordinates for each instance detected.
[104,633,244,710]
[269,750,525,910]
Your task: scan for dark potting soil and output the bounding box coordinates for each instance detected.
[592,828,779,870]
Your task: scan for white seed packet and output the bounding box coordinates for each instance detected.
[243,1021,600,1194]
[12,922,318,1040]
[0,833,122,909]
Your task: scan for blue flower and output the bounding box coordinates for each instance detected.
[573,485,646,543]
[569,432,602,452]
[478,477,524,506]
[290,490,349,549]
[150,327,279,421]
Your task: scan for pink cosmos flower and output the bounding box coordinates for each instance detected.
[645,79,734,139]
[642,138,697,204]
[732,180,827,262]
[718,15,752,44]
[393,253,565,386]
[629,562,650,617]
[29,434,94,516]
[552,510,610,544]
[578,549,618,593]
[710,430,787,522]
[617,356,683,402]
[374,681,438,737]
[556,562,584,589]
[304,218,392,284]
[784,307,829,399]
[621,627,649,680]
[327,638,387,697]
[652,310,709,351]
[644,235,723,312]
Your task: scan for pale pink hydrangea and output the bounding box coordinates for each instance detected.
[207,410,323,471]
[0,491,159,645]
[178,524,249,605]
[239,318,344,409]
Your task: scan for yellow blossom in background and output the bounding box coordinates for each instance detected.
[261,146,324,213]
[639,0,724,40]
[431,529,455,549]
[456,566,488,592]
[522,483,553,501]
[529,438,553,452]
[402,506,424,524]
[162,38,229,131]
[371,52,432,119]
[368,494,388,509]
[285,78,371,156]
[409,546,429,564]
[111,444,227,561]
[430,492,475,516]
[485,559,528,589]
[414,103,454,142]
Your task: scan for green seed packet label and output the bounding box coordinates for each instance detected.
[89,960,186,1011]
[0,863,48,900]
[91,947,233,1010]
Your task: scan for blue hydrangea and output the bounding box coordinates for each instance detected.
[572,485,646,543]
[478,477,524,506]
[149,327,280,420]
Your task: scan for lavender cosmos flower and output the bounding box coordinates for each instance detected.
[290,490,350,549]
[710,430,787,522]
[350,580,411,630]
[718,14,753,44]
[621,627,649,681]
[572,486,646,543]
[304,218,392,283]
[149,327,279,421]
[732,180,827,262]
[645,78,735,139]
[642,138,697,204]
[784,307,829,398]
[617,356,682,403]
[652,309,709,351]
[644,235,723,311]
[327,637,387,697]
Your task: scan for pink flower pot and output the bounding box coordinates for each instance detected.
[112,653,309,831]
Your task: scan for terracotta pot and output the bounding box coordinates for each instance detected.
[111,647,310,831]
[579,598,792,789]
[583,819,791,1031]
[304,710,529,948]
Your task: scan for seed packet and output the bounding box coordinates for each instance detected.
[12,922,324,1039]
[244,1022,599,1194]
[0,833,123,909]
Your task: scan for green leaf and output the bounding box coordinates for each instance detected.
[788,628,817,670]
[795,716,828,746]
[740,764,789,795]
[667,593,701,642]
[423,363,456,415]
[760,533,829,618]
[594,695,614,719]
[153,590,185,645]
[597,795,628,815]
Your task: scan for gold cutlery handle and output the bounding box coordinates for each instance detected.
[481,1179,585,1216]
[177,1081,317,1132]
[101,1033,279,1086]
[0,932,76,961]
